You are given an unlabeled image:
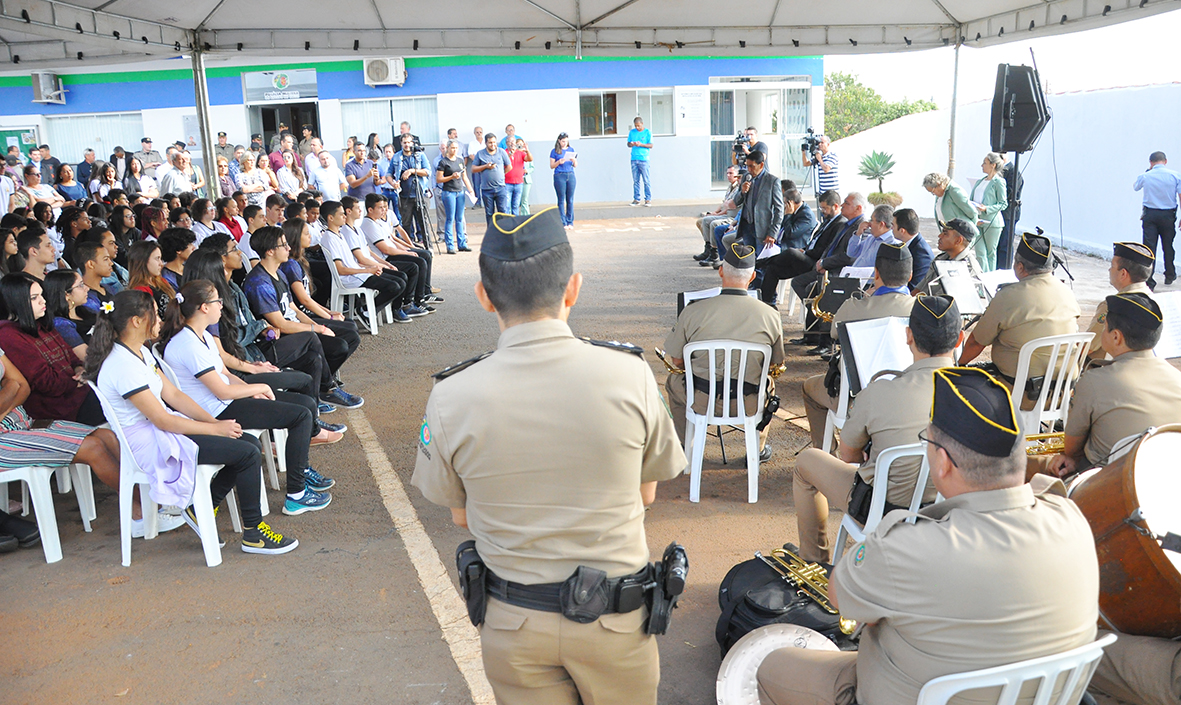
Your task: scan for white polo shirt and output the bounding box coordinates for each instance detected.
[162,326,232,417]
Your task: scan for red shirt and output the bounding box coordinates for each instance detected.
[218,216,244,242]
[0,321,88,421]
[505,150,528,185]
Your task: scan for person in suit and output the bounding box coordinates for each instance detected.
[108,147,131,183]
[757,190,843,305]
[778,187,817,250]
[892,208,933,291]
[791,193,869,353]
[923,172,978,245]
[970,153,1009,272]
[732,150,784,251]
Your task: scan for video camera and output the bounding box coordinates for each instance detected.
[801,127,821,161]
[733,131,751,172]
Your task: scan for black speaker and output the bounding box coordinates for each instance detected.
[990,64,1049,153]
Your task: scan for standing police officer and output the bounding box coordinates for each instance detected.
[412,206,687,705]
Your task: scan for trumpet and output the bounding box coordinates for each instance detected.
[1025,432,1066,456]
[653,348,684,374]
[769,362,787,378]
[756,548,858,635]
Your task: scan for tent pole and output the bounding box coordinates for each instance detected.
[947,35,961,178]
[190,36,216,177]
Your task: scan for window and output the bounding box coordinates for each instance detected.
[340,96,439,148]
[636,89,674,135]
[44,112,144,166]
[581,89,675,137]
[579,91,617,137]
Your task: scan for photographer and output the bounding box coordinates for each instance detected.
[802,133,839,194]
[391,134,430,243]
[732,127,768,168]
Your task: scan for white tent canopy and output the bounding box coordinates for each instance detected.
[0,0,1178,68]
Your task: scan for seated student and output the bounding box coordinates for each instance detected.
[127,240,175,320]
[318,200,411,324]
[263,193,286,227]
[86,289,298,555]
[891,207,933,291]
[160,281,337,515]
[76,225,128,294]
[16,225,55,280]
[244,226,361,387]
[167,207,192,230]
[358,193,443,306]
[42,268,94,359]
[1085,242,1154,361]
[237,204,267,267]
[214,197,245,243]
[341,195,426,319]
[74,239,115,315]
[1043,293,1181,477]
[280,218,357,329]
[793,295,959,564]
[193,234,362,410]
[0,273,104,425]
[188,198,221,244]
[157,227,196,290]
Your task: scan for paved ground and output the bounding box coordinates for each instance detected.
[2,205,1132,704]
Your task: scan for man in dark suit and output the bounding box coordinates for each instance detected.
[779,188,817,250]
[758,189,843,304]
[893,207,934,291]
[790,192,868,351]
[733,150,784,251]
[108,147,131,182]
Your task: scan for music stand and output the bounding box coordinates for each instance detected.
[837,316,913,395]
[928,260,988,316]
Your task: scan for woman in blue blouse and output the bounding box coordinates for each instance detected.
[43,269,94,359]
[549,132,578,229]
[53,164,88,206]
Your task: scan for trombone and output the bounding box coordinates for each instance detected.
[756,547,858,635]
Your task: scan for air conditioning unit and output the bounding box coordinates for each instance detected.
[31,72,65,104]
[363,57,407,87]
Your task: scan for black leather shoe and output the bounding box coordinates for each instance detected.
[806,345,831,356]
[693,247,713,262]
[759,443,773,462]
[789,337,808,346]
[820,349,836,362]
[0,512,40,548]
[699,256,718,267]
[1167,274,1177,286]
[0,534,17,553]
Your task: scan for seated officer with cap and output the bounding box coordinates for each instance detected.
[1085,242,1155,361]
[664,242,784,458]
[759,367,1099,705]
[411,206,687,705]
[958,232,1081,385]
[913,218,983,294]
[792,295,959,564]
[1043,293,1181,477]
[801,242,916,451]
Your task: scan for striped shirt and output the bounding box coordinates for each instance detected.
[817,151,840,193]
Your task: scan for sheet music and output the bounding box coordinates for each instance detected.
[932,260,988,315]
[839,266,876,280]
[757,243,781,260]
[978,269,1018,298]
[843,317,913,391]
[1154,291,1181,359]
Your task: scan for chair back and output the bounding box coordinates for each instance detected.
[678,287,758,314]
[979,269,1019,298]
[683,340,772,426]
[916,633,1117,705]
[86,381,149,483]
[864,443,931,534]
[150,345,182,388]
[1011,333,1094,434]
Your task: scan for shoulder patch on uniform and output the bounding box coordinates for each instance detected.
[431,350,494,380]
[580,338,645,357]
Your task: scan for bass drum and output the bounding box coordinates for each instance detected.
[716,624,838,705]
[1068,424,1181,638]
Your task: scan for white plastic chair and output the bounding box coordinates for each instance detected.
[88,381,239,568]
[833,442,931,562]
[916,633,1117,705]
[1010,333,1094,435]
[2,463,95,522]
[681,287,760,308]
[327,260,393,335]
[683,340,772,504]
[0,463,94,563]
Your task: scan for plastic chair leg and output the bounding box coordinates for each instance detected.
[258,468,269,518]
[366,291,380,336]
[26,469,62,563]
[822,413,836,454]
[272,429,288,478]
[260,430,280,491]
[744,420,760,503]
[0,480,8,513]
[141,483,159,539]
[688,420,708,503]
[190,468,222,568]
[119,477,134,566]
[70,464,94,531]
[225,488,244,533]
[55,465,72,493]
[21,480,28,516]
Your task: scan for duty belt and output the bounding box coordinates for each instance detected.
[692,376,762,399]
[486,566,651,614]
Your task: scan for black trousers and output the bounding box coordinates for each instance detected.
[1142,207,1177,284]
[258,331,330,393]
[76,388,106,426]
[400,196,426,241]
[362,272,407,310]
[759,248,816,303]
[410,247,433,288]
[240,371,321,433]
[307,249,332,307]
[189,433,263,528]
[312,317,360,374]
[385,254,428,302]
[218,396,312,494]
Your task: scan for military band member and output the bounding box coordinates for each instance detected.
[759,368,1100,705]
[664,242,784,456]
[1085,242,1155,360]
[792,296,959,564]
[1046,293,1181,477]
[958,233,1081,384]
[913,218,983,294]
[801,242,916,450]
[411,206,687,705]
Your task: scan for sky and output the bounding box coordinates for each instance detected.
[825,9,1181,107]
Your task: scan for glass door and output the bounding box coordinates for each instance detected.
[779,87,811,188]
[709,90,735,188]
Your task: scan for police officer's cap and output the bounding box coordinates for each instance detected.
[1107,292,1163,330]
[1113,242,1155,267]
[1016,232,1052,267]
[943,218,975,241]
[911,295,959,329]
[217,131,227,138]
[251,133,262,141]
[481,206,568,262]
[876,241,911,265]
[723,242,756,269]
[930,367,1021,458]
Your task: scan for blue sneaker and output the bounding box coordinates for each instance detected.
[403,304,429,318]
[320,387,363,409]
[282,487,332,515]
[318,420,348,434]
[302,467,336,492]
[318,401,337,415]
[391,308,412,324]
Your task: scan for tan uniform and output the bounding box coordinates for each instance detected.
[1065,349,1181,465]
[793,356,946,563]
[411,319,686,705]
[802,292,915,449]
[759,476,1099,705]
[971,272,1081,379]
[663,289,784,444]
[1086,281,1152,357]
[1089,631,1181,705]
[915,247,983,294]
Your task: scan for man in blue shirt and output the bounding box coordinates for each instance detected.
[627,117,653,206]
[847,204,901,269]
[1133,151,1181,287]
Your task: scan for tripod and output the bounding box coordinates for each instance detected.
[415,188,439,254]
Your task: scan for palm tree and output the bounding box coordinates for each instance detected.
[858,151,896,193]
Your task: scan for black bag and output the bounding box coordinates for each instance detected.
[715,549,855,655]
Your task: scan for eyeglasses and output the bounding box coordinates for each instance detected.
[917,429,958,467]
[71,281,88,291]
[205,298,224,306]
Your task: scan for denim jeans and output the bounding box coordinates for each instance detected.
[469,167,483,207]
[506,182,523,215]
[482,185,510,226]
[631,160,651,201]
[441,190,468,251]
[554,171,576,226]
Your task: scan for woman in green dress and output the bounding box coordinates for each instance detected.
[923,170,981,261]
[969,153,1009,272]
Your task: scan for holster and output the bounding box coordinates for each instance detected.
[455,540,488,627]
[846,474,907,526]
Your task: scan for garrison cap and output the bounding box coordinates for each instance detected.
[1016,232,1052,267]
[876,241,911,264]
[931,367,1021,458]
[1106,292,1163,330]
[911,295,959,329]
[482,206,568,261]
[1113,241,1155,267]
[943,218,975,241]
[723,242,756,269]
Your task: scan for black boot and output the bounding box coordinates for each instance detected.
[694,245,715,262]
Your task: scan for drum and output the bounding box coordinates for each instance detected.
[716,624,839,705]
[1068,424,1181,638]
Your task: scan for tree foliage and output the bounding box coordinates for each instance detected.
[824,72,938,141]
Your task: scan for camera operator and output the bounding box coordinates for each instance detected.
[802,133,839,194]
[392,134,430,243]
[732,127,768,168]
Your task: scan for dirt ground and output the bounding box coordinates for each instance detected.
[1,209,1129,704]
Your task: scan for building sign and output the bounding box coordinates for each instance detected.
[243,69,318,104]
[675,86,709,137]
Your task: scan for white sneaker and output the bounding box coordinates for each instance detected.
[131,511,186,538]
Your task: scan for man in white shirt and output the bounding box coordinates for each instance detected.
[318,200,411,323]
[158,152,193,196]
[311,152,347,202]
[467,126,485,208]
